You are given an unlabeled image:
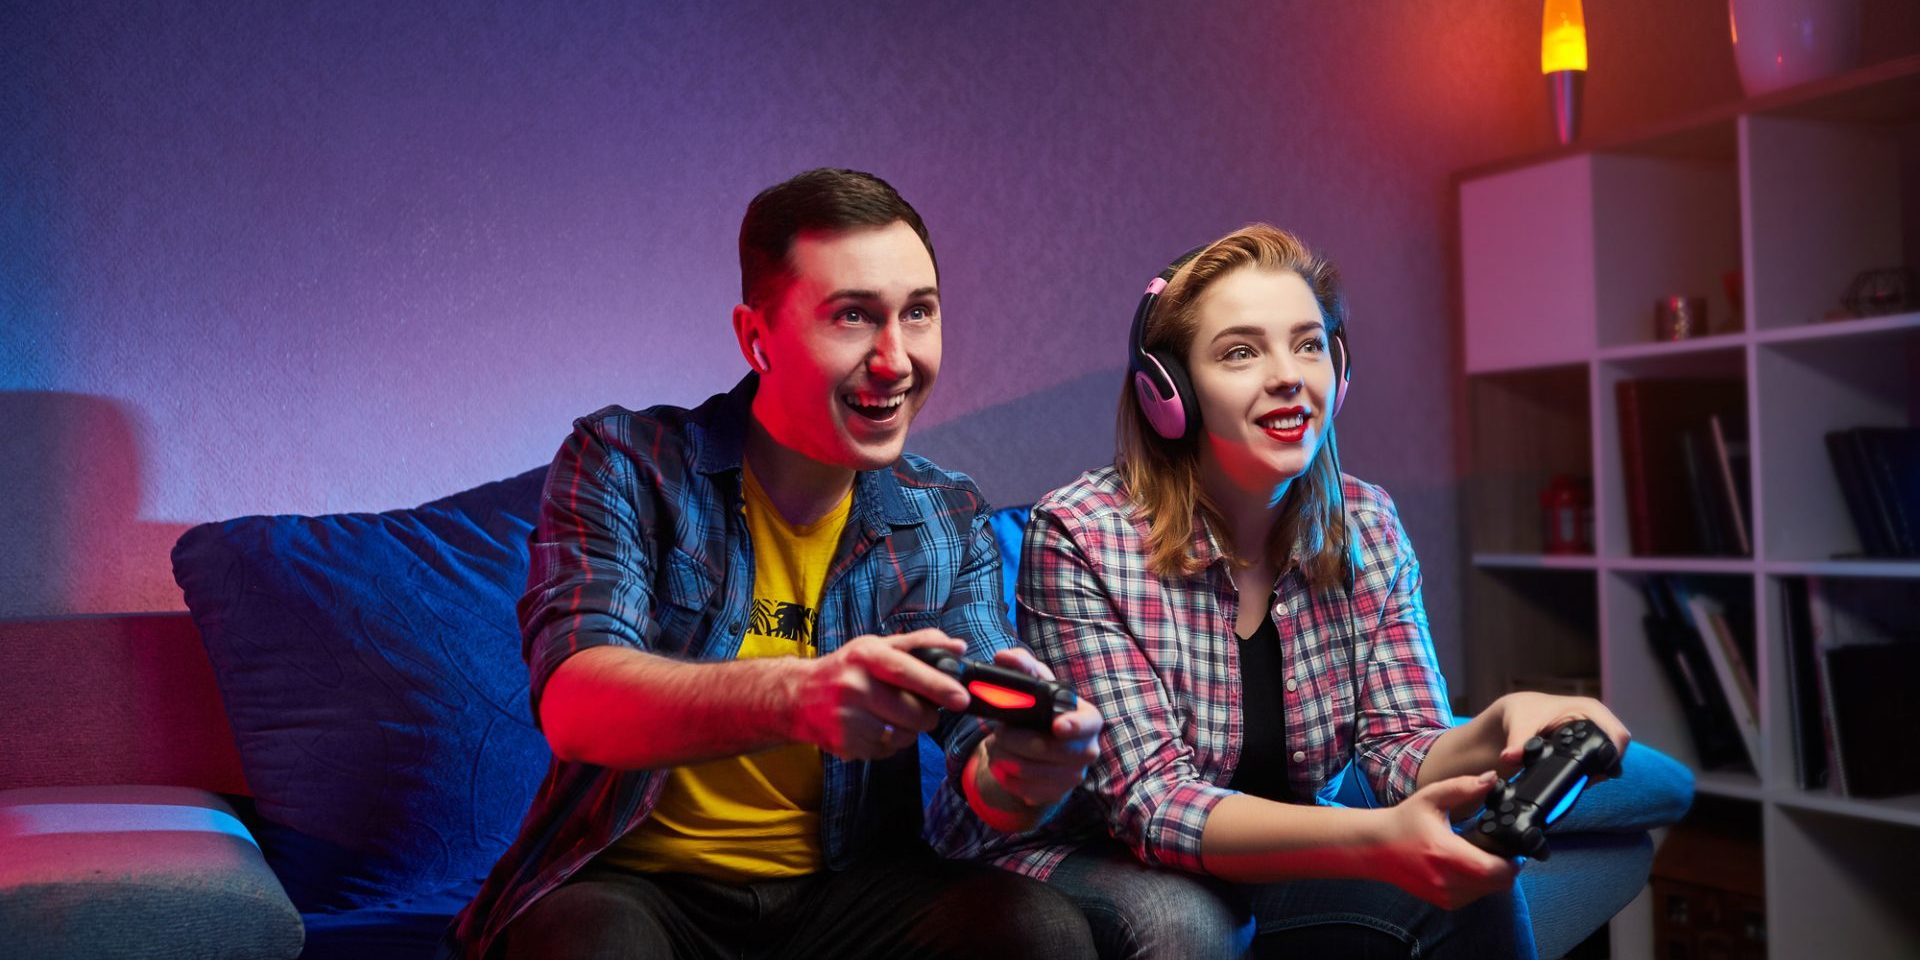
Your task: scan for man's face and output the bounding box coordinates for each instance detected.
[747,220,941,471]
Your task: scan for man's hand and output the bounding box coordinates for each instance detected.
[1495,692,1631,778]
[966,648,1102,831]
[789,629,971,760]
[1371,773,1522,909]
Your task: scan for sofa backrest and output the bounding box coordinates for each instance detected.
[0,613,245,793]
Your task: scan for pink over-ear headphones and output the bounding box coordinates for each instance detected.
[1129,244,1352,441]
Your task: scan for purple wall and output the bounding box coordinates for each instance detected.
[7,1,1914,680]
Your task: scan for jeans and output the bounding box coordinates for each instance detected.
[1046,842,1538,960]
[496,852,1096,960]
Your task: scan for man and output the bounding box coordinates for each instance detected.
[450,168,1103,959]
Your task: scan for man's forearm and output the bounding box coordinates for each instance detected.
[540,644,804,769]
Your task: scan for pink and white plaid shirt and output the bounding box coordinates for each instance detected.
[929,466,1453,879]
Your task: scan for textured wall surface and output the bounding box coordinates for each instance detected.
[7,1,1912,678]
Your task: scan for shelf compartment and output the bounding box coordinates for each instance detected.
[1753,329,1919,562]
[1459,144,1743,369]
[1596,351,1752,561]
[1464,365,1591,556]
[1601,570,1761,779]
[1590,151,1744,349]
[1742,112,1914,333]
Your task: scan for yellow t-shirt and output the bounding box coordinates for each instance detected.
[599,465,850,881]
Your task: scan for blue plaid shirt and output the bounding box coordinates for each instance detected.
[451,376,1010,958]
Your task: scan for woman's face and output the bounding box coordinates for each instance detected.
[1184,267,1335,499]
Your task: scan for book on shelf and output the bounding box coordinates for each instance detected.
[1800,577,1920,799]
[1615,378,1747,557]
[1640,575,1751,772]
[1824,427,1920,558]
[1672,581,1762,770]
[1778,578,1828,790]
[1708,413,1752,557]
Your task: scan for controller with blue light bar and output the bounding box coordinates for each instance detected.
[1466,718,1622,860]
[909,648,1079,731]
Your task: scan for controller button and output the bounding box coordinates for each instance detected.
[1500,801,1517,814]
[1479,820,1498,834]
[1499,813,1516,825]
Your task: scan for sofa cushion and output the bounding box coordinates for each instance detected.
[0,785,304,959]
[170,469,552,913]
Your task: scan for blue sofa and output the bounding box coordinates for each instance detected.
[0,477,1689,960]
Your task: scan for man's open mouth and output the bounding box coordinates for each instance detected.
[842,390,910,422]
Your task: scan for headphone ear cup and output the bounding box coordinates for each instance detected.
[1328,331,1350,419]
[1134,348,1199,440]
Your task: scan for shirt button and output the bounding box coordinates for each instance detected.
[1292,750,1306,763]
[1284,678,1298,693]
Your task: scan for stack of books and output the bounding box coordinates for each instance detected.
[1778,578,1920,798]
[1616,379,1750,557]
[1825,427,1920,558]
[1640,576,1757,774]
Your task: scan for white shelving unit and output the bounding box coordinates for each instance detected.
[1456,56,1920,960]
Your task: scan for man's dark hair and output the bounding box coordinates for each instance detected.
[738,168,937,309]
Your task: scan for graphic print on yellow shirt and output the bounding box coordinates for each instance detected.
[601,465,851,881]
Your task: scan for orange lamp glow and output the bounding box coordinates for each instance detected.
[1542,0,1588,74]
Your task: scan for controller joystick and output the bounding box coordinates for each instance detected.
[909,648,1079,732]
[1466,718,1621,860]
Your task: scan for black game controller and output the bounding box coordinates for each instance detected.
[1465,718,1622,860]
[910,648,1079,732]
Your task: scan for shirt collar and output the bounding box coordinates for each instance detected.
[1188,506,1322,577]
[693,373,920,528]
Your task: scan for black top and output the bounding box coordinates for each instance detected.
[1227,600,1296,804]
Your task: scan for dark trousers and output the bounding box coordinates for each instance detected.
[1048,842,1537,960]
[498,854,1097,960]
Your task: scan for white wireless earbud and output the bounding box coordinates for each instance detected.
[751,342,769,372]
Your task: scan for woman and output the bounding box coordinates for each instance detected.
[937,225,1630,959]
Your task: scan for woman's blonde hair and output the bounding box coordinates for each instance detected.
[1116,223,1350,586]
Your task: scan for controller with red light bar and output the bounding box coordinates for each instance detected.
[1465,718,1622,860]
[909,648,1079,731]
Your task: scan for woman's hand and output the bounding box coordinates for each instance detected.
[1495,692,1631,776]
[1371,773,1522,909]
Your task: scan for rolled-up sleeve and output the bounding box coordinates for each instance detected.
[1348,492,1453,804]
[1018,506,1233,874]
[936,503,1017,787]
[519,418,661,726]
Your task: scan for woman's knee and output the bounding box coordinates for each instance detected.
[1049,854,1251,960]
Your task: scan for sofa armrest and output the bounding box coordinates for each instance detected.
[0,784,304,960]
